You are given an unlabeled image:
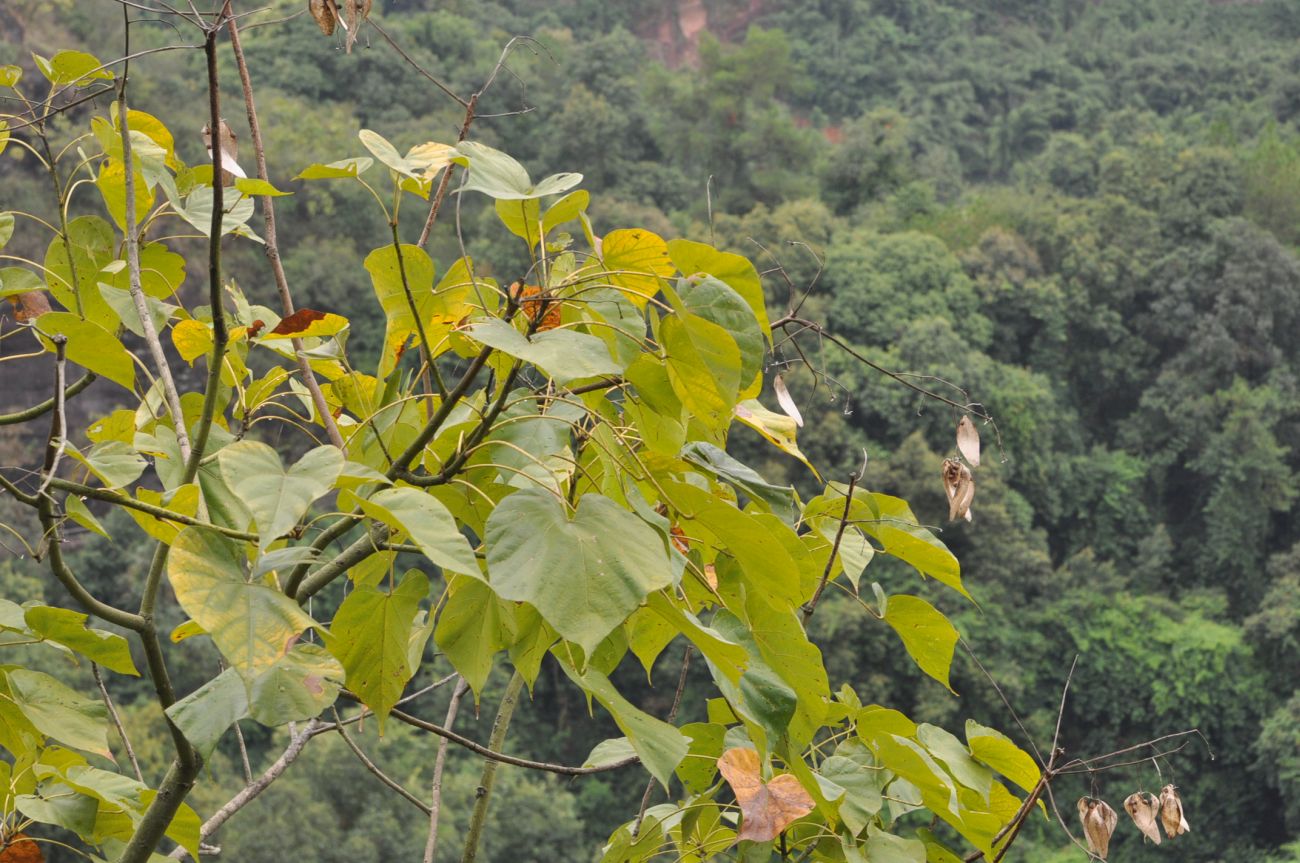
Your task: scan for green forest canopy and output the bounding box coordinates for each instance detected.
[0,0,1299,861]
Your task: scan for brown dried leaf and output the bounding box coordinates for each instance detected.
[942,458,975,522]
[269,308,328,336]
[512,282,561,331]
[1158,784,1190,837]
[717,747,815,843]
[773,374,803,428]
[0,833,44,863]
[1124,792,1162,845]
[9,290,52,322]
[1077,798,1118,859]
[702,563,718,591]
[308,0,336,35]
[670,523,690,555]
[956,415,980,467]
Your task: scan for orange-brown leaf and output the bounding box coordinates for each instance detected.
[269,308,328,336]
[512,282,562,331]
[717,747,815,843]
[0,833,44,863]
[8,290,52,322]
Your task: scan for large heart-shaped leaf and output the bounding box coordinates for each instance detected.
[353,487,479,575]
[466,318,621,384]
[326,570,428,730]
[167,528,316,675]
[485,489,672,653]
[883,595,959,693]
[217,441,343,550]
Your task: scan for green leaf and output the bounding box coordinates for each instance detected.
[249,644,343,725]
[965,721,1041,796]
[0,267,42,299]
[217,441,343,550]
[668,239,771,342]
[820,752,884,835]
[645,593,747,682]
[35,50,114,86]
[64,494,110,539]
[466,318,621,384]
[234,177,291,197]
[354,487,479,575]
[865,828,926,863]
[860,493,967,599]
[294,157,374,179]
[176,186,260,241]
[676,722,726,793]
[434,574,514,697]
[583,736,637,769]
[681,441,798,522]
[326,570,428,730]
[661,312,742,428]
[6,669,110,758]
[486,489,673,654]
[0,212,13,249]
[24,606,138,675]
[165,668,248,759]
[560,661,687,789]
[917,724,992,799]
[72,440,146,489]
[883,595,959,693]
[44,214,118,327]
[167,528,316,675]
[455,141,582,200]
[0,65,22,87]
[359,129,419,179]
[676,276,765,390]
[35,312,135,390]
[495,197,541,244]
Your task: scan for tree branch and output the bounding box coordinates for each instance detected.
[461,671,525,863]
[423,676,469,863]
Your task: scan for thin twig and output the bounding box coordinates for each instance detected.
[225,10,344,449]
[802,466,863,624]
[332,708,432,815]
[461,672,525,863]
[423,676,469,863]
[36,336,68,497]
[93,664,144,783]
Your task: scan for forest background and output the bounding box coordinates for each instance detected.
[1,0,1299,860]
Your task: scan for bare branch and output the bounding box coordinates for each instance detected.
[93,664,145,783]
[423,676,469,863]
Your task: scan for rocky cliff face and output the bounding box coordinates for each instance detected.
[640,0,768,66]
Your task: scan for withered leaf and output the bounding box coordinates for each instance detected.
[1077,797,1118,860]
[308,0,336,34]
[956,415,980,467]
[1124,792,1162,845]
[717,747,815,843]
[1158,784,1190,837]
[512,282,561,332]
[773,374,803,428]
[9,290,52,322]
[942,458,975,522]
[269,308,328,336]
[0,833,44,863]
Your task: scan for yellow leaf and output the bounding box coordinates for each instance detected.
[733,399,820,479]
[600,228,674,308]
[172,319,213,364]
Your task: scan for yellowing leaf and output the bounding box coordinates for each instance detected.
[716,747,815,842]
[601,228,674,308]
[406,141,456,179]
[259,308,349,340]
[734,399,820,478]
[883,595,959,693]
[172,319,213,364]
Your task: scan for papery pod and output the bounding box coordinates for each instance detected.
[308,0,336,35]
[1077,797,1118,860]
[956,414,980,466]
[942,457,974,522]
[1158,784,1190,837]
[343,0,373,52]
[1124,792,1162,844]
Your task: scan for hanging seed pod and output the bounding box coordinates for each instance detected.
[343,0,372,53]
[956,414,980,467]
[1124,792,1162,845]
[942,457,975,522]
[1158,784,1190,837]
[773,374,804,428]
[308,0,336,35]
[1077,797,1118,860]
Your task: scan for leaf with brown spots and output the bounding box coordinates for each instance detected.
[717,747,815,843]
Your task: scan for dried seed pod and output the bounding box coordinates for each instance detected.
[942,457,975,522]
[308,0,336,35]
[773,374,803,427]
[956,414,980,467]
[1158,784,1190,837]
[1124,792,1162,845]
[200,118,247,186]
[343,0,372,53]
[1077,797,1118,860]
